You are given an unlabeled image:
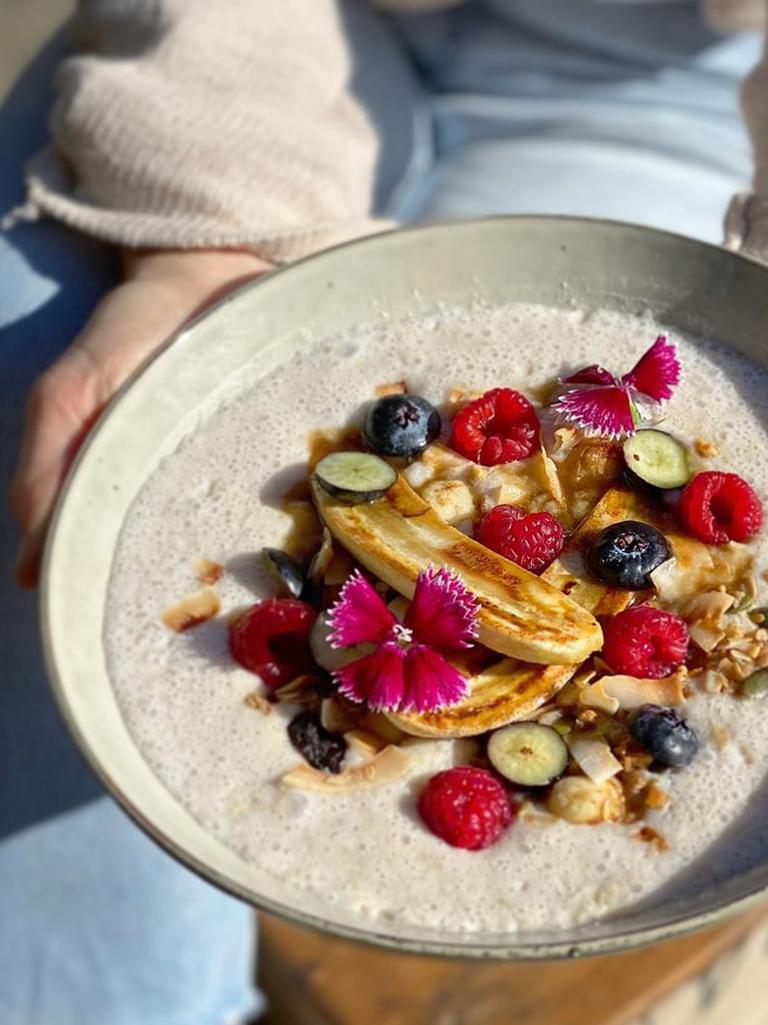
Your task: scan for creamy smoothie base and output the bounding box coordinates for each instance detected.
[104,304,768,934]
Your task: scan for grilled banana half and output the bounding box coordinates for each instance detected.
[388,489,636,738]
[312,474,603,665]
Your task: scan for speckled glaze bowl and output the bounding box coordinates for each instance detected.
[41,217,768,959]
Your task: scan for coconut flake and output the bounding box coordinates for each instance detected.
[567,735,622,784]
[280,744,410,792]
[581,673,686,711]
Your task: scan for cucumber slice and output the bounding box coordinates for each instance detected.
[623,430,691,490]
[487,722,568,787]
[315,452,397,503]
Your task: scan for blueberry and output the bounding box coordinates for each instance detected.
[363,394,441,459]
[629,704,699,768]
[588,520,671,590]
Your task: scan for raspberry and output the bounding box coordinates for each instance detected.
[418,766,515,850]
[476,504,565,573]
[229,598,317,686]
[451,388,540,466]
[602,606,689,679]
[678,471,763,545]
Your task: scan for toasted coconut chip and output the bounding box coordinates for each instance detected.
[651,541,753,604]
[280,744,410,792]
[550,426,579,457]
[344,729,386,757]
[162,589,221,632]
[683,590,735,623]
[308,527,334,583]
[581,673,686,712]
[536,441,566,507]
[320,696,361,734]
[567,735,622,784]
[689,621,727,653]
[375,381,407,397]
[195,558,224,586]
[683,591,734,653]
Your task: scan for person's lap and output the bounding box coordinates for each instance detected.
[0,35,259,1025]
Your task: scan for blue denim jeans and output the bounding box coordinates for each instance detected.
[0,5,760,1022]
[0,36,261,1025]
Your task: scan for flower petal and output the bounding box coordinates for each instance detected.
[622,335,681,402]
[561,364,617,387]
[401,645,469,713]
[405,566,479,652]
[328,570,396,647]
[334,643,405,711]
[553,385,636,439]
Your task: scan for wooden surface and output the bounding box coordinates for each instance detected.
[258,907,767,1025]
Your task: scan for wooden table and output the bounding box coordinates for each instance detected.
[258,907,767,1025]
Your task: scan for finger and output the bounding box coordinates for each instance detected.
[10,351,95,537]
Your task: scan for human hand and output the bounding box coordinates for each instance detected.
[10,248,272,588]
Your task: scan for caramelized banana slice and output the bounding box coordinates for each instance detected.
[312,475,603,666]
[389,488,638,738]
[386,661,576,739]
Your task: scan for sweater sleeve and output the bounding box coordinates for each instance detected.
[18,0,394,262]
[725,1,768,260]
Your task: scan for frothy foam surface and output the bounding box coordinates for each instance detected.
[105,304,768,934]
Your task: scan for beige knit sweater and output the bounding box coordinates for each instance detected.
[13,0,768,262]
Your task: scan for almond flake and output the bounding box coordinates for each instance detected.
[694,438,719,458]
[644,781,669,810]
[194,558,224,586]
[711,724,730,751]
[162,589,221,632]
[244,693,272,715]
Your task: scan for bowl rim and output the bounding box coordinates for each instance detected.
[40,214,768,959]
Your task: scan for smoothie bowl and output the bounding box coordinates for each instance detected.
[42,217,768,957]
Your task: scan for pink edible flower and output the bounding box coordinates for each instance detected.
[553,335,681,440]
[327,567,479,714]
